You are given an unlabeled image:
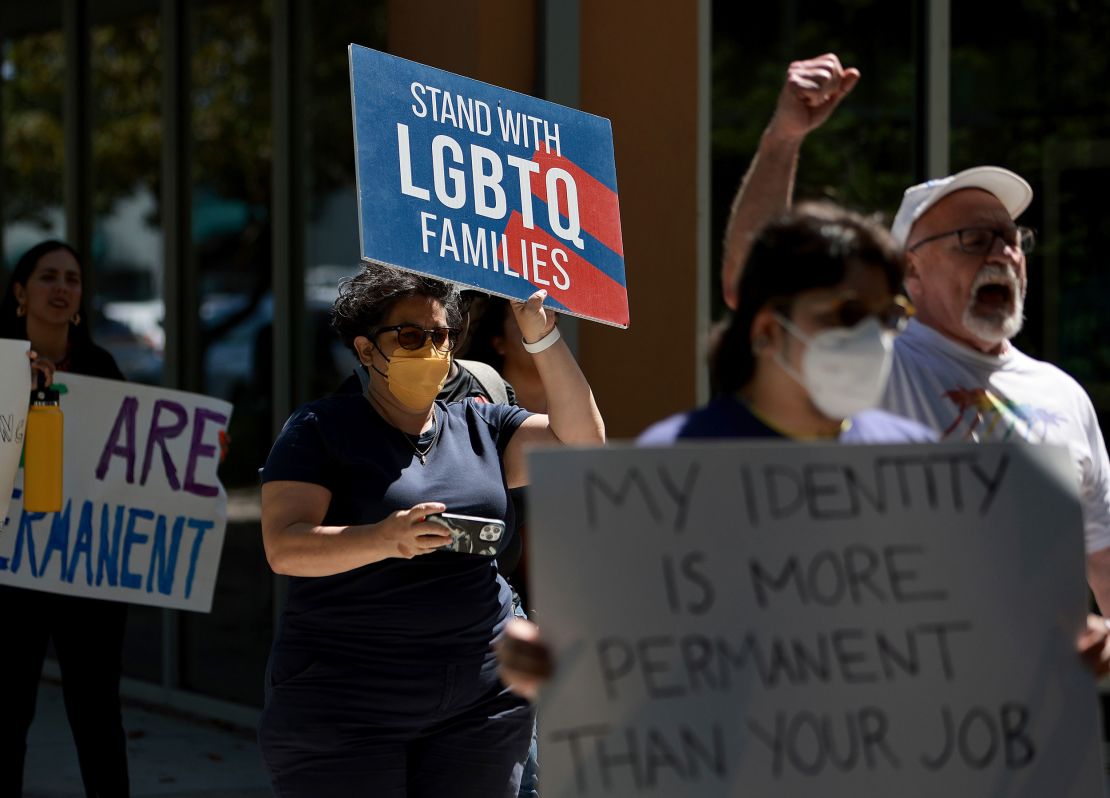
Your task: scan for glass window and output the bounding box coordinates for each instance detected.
[90,7,165,385]
[88,1,166,683]
[303,1,388,397]
[179,0,274,706]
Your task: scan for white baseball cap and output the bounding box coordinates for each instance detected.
[890,166,1033,248]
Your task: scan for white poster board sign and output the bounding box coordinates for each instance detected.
[527,441,1105,798]
[0,338,30,524]
[0,373,232,613]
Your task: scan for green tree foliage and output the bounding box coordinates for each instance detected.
[2,31,65,227]
[2,5,275,228]
[711,1,915,317]
[949,1,1110,387]
[90,15,161,218]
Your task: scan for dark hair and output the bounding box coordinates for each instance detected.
[459,295,511,369]
[330,263,464,354]
[712,202,904,395]
[0,239,93,346]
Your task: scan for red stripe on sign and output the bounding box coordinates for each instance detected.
[529,150,624,257]
[501,211,630,327]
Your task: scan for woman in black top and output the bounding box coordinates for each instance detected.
[259,265,604,797]
[0,240,129,797]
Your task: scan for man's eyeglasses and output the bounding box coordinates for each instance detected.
[908,226,1035,256]
[372,324,461,352]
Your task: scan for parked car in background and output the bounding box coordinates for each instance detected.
[92,311,164,385]
[201,287,353,402]
[202,292,273,401]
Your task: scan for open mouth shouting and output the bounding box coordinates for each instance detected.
[971,263,1022,311]
[963,263,1025,343]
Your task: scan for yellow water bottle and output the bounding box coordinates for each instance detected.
[24,374,63,512]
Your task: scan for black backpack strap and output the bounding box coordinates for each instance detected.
[455,359,510,405]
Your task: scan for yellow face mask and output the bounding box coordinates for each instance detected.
[377,341,451,409]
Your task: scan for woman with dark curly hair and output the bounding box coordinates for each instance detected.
[258,264,604,796]
[0,240,130,797]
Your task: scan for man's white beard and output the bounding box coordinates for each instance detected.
[961,263,1025,345]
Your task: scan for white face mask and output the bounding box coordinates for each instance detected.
[773,314,895,420]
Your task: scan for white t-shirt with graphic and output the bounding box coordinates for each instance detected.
[883,319,1110,553]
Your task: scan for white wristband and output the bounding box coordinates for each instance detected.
[522,325,561,354]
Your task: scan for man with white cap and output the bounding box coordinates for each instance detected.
[722,54,1110,620]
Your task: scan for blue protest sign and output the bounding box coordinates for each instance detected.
[349,44,629,328]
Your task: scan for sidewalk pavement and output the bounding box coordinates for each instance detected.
[24,675,1110,796]
[24,678,272,798]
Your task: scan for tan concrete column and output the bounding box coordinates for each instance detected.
[388,1,536,92]
[577,2,702,438]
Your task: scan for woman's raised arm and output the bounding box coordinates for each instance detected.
[502,290,605,488]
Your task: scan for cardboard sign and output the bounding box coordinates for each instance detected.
[349,44,629,328]
[527,442,1105,798]
[0,374,232,613]
[0,339,31,524]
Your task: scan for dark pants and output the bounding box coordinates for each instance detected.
[0,585,130,798]
[512,593,540,798]
[259,649,534,797]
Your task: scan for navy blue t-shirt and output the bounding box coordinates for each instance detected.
[638,395,936,444]
[261,393,532,664]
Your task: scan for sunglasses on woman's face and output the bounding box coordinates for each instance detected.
[813,295,914,333]
[372,324,461,352]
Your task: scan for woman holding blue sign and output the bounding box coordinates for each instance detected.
[259,263,603,796]
[0,240,130,798]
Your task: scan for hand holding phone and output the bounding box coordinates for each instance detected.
[424,513,505,556]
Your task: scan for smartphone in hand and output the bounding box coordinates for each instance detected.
[424,513,505,556]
